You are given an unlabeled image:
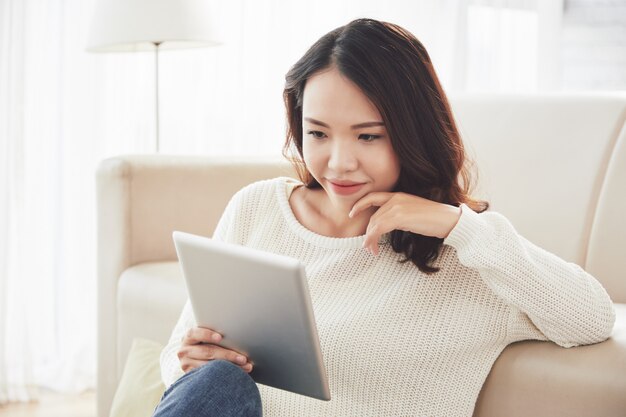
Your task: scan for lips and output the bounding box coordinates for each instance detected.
[329,180,363,186]
[327,179,366,196]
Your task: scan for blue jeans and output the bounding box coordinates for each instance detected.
[152,360,263,417]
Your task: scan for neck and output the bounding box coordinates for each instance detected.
[318,195,376,237]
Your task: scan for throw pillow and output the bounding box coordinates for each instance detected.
[109,338,166,417]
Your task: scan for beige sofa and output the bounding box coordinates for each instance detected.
[96,94,626,417]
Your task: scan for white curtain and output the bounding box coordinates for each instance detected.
[462,0,563,91]
[0,0,556,403]
[0,0,156,403]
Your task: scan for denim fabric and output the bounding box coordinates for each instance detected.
[152,360,262,417]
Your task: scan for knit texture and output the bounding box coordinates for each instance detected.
[160,177,615,416]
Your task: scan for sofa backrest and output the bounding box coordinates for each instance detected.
[103,95,625,303]
[449,94,626,302]
[101,155,295,266]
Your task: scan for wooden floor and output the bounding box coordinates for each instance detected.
[0,390,95,417]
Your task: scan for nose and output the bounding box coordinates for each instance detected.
[328,139,358,173]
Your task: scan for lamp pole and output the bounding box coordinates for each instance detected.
[86,0,220,156]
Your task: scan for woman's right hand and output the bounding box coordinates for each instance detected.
[177,326,253,374]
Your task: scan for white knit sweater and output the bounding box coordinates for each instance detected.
[160,177,615,416]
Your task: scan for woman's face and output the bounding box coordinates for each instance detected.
[301,66,401,211]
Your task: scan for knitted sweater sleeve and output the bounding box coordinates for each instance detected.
[159,189,243,388]
[443,204,616,348]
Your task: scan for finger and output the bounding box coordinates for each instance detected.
[183,327,222,345]
[180,345,254,374]
[366,198,398,225]
[349,192,393,218]
[363,215,401,256]
[188,344,249,366]
[181,358,252,374]
[180,357,208,373]
[363,222,382,255]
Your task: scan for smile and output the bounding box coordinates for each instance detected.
[327,180,366,196]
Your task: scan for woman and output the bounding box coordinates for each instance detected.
[153,18,615,417]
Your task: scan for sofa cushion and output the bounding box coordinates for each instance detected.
[117,262,187,377]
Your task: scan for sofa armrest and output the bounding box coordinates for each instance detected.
[95,155,293,417]
[474,303,626,417]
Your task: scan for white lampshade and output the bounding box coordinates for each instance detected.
[86,0,220,52]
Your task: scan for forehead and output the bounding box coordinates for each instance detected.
[302,67,382,124]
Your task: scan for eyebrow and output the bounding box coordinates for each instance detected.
[304,117,385,130]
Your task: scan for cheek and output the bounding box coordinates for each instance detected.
[302,141,323,175]
[375,147,401,185]
[302,141,313,167]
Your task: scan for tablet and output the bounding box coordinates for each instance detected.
[172,231,331,401]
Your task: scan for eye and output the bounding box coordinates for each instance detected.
[306,130,326,139]
[359,134,382,142]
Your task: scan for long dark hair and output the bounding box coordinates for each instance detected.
[283,18,489,274]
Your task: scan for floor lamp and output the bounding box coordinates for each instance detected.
[85,0,220,152]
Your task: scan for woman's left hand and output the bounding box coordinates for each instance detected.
[349,192,462,256]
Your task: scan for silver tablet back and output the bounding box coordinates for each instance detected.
[173,231,331,401]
